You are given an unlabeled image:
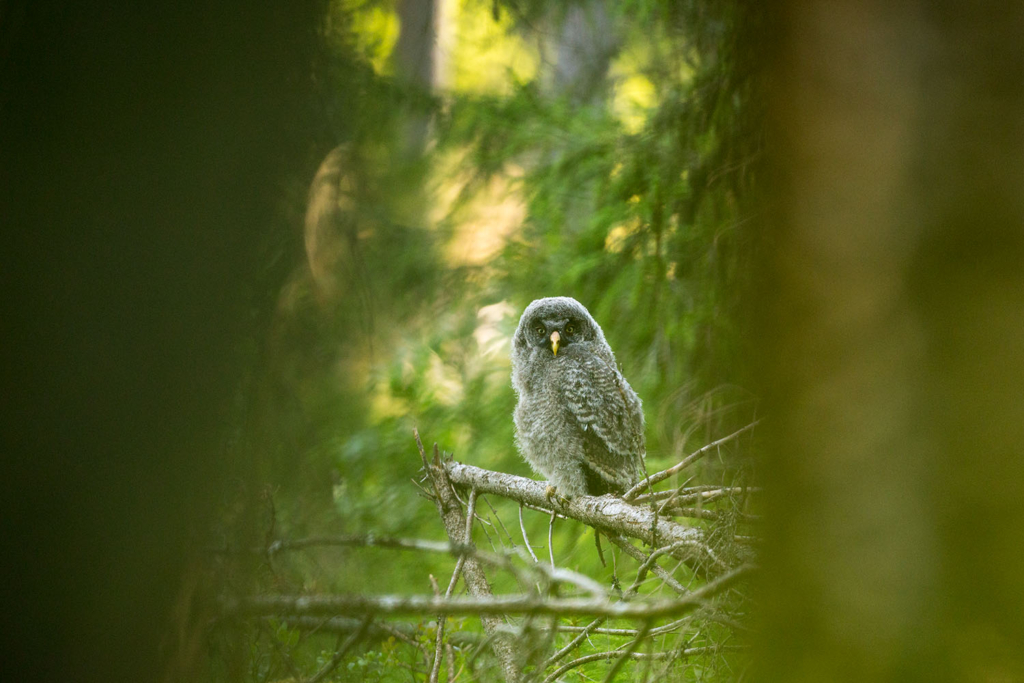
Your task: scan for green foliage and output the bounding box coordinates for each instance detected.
[435,0,761,464]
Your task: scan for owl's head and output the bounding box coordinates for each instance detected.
[512,296,607,359]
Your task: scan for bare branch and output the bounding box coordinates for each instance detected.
[303,616,371,683]
[541,617,606,670]
[267,534,469,556]
[602,619,651,683]
[227,592,720,620]
[464,489,478,544]
[540,532,733,671]
[480,494,516,548]
[443,462,727,573]
[224,565,754,621]
[419,440,523,683]
[632,486,762,506]
[547,510,556,569]
[428,575,445,683]
[659,506,761,523]
[268,616,473,648]
[542,645,746,683]
[518,505,539,563]
[605,534,689,595]
[623,421,760,500]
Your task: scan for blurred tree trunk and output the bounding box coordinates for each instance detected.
[537,0,620,236]
[754,3,1024,681]
[542,0,618,107]
[395,0,439,157]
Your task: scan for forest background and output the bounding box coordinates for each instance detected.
[215,1,762,680]
[4,1,1024,683]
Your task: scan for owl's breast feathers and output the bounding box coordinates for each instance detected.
[555,349,646,491]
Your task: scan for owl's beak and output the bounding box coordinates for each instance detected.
[550,330,560,356]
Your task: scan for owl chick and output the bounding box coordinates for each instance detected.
[511,297,645,498]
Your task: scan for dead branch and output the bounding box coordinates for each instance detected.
[518,505,539,563]
[601,619,651,683]
[304,617,371,683]
[632,486,762,506]
[223,564,753,621]
[227,428,758,683]
[623,421,760,500]
[272,616,483,646]
[541,645,746,683]
[604,533,690,595]
[225,590,723,620]
[443,461,728,574]
[267,534,470,556]
[415,431,523,683]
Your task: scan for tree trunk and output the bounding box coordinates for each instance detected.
[543,0,618,107]
[754,3,1024,681]
[394,0,439,157]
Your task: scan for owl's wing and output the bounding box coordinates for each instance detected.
[562,354,646,490]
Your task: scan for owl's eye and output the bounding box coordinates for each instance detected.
[566,323,576,334]
[534,324,545,336]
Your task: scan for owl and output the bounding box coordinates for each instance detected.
[511,297,645,498]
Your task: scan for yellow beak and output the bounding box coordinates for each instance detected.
[550,330,560,356]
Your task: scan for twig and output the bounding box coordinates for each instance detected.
[541,617,606,670]
[465,489,478,545]
[601,620,651,683]
[632,486,762,506]
[622,421,760,500]
[447,552,468,591]
[480,494,516,548]
[604,534,688,595]
[267,534,471,556]
[429,575,445,683]
[542,645,746,683]
[303,616,371,683]
[553,619,699,638]
[659,506,760,523]
[657,506,724,521]
[518,505,539,563]
[652,474,697,516]
[257,620,303,680]
[414,428,429,468]
[542,650,670,683]
[541,530,685,672]
[547,511,556,569]
[269,616,454,648]
[627,541,689,595]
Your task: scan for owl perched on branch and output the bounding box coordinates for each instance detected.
[511,297,646,499]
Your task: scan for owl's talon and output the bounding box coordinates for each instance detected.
[545,484,571,507]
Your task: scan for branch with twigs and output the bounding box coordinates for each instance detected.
[221,563,754,620]
[415,430,524,683]
[623,420,760,500]
[441,461,734,575]
[222,424,759,683]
